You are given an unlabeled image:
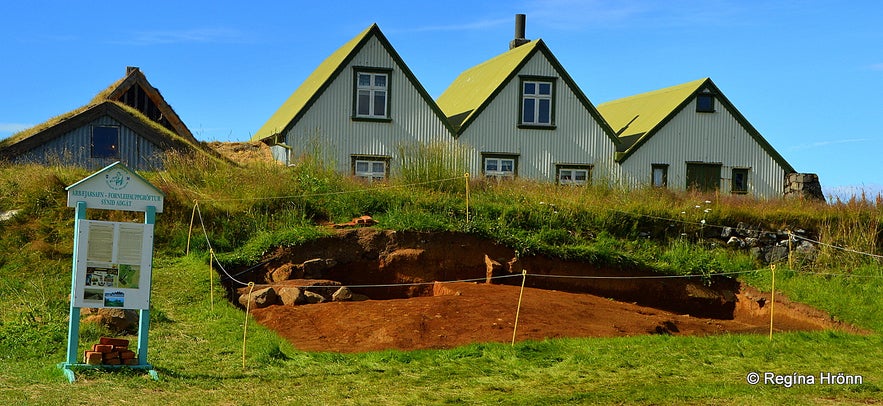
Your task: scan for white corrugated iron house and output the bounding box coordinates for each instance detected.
[436,16,621,185]
[597,78,796,198]
[252,24,454,180]
[0,67,214,171]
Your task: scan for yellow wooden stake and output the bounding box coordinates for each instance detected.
[186,201,198,255]
[511,270,528,346]
[464,173,470,225]
[788,231,794,270]
[769,264,776,340]
[243,282,255,368]
[209,248,215,313]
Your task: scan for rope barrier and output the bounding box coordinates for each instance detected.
[792,234,883,260]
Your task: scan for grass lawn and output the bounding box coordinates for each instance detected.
[1,256,880,405]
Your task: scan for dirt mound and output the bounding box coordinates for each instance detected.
[229,229,864,353]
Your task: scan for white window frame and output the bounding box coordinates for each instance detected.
[354,158,387,182]
[355,71,389,119]
[652,164,669,188]
[557,167,591,186]
[521,79,553,126]
[483,157,516,179]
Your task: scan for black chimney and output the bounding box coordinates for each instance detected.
[509,14,530,49]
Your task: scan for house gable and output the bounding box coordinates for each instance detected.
[83,67,198,146]
[252,24,454,142]
[599,78,794,173]
[437,40,618,145]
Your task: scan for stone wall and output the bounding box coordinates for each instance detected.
[785,173,825,202]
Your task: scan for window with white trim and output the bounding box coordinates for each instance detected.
[483,156,516,179]
[557,165,592,185]
[652,164,668,188]
[355,71,388,119]
[354,158,387,181]
[521,79,553,126]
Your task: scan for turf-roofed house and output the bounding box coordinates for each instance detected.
[252,24,454,181]
[597,78,807,199]
[436,15,621,185]
[0,67,214,171]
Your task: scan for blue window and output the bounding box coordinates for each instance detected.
[92,126,119,158]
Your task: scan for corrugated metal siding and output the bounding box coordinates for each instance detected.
[14,115,165,170]
[457,52,619,182]
[283,36,452,173]
[620,98,785,198]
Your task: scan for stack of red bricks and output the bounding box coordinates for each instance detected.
[83,337,138,366]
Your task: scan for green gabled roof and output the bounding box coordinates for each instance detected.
[252,24,454,141]
[437,41,539,131]
[252,25,374,141]
[437,40,619,144]
[598,78,707,140]
[597,78,795,173]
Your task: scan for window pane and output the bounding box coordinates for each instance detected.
[538,83,551,95]
[356,161,369,172]
[538,99,551,124]
[524,82,535,95]
[697,95,714,112]
[92,126,119,158]
[374,74,386,87]
[653,167,665,187]
[501,159,513,172]
[358,74,371,87]
[357,91,371,115]
[372,162,385,173]
[523,99,535,123]
[485,159,498,172]
[575,170,587,181]
[560,170,572,181]
[373,91,386,116]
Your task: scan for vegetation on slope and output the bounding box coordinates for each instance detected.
[0,149,880,403]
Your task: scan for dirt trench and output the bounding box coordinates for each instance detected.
[226,228,863,353]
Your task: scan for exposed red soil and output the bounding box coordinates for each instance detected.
[250,282,860,353]
[234,229,864,353]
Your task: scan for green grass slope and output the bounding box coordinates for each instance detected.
[0,155,881,404]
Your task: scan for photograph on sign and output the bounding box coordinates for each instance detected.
[72,220,154,310]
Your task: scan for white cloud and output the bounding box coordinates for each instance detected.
[789,138,871,150]
[397,17,512,33]
[115,28,246,45]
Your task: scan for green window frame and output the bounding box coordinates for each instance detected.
[731,168,749,194]
[519,76,556,128]
[696,94,715,113]
[352,67,392,121]
[651,164,668,188]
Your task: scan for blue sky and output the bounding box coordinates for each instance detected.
[1,0,880,198]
